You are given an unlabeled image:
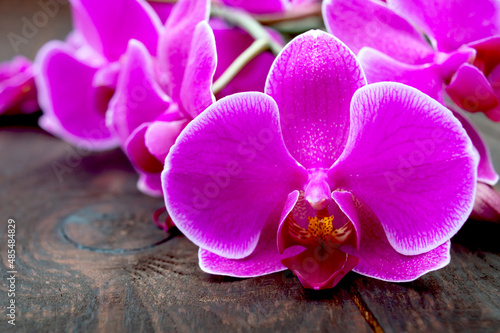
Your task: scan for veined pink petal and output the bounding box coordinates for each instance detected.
[107,40,171,143]
[35,41,118,150]
[70,0,162,61]
[265,30,366,169]
[323,0,435,64]
[451,110,499,185]
[329,82,477,255]
[388,0,500,52]
[158,0,210,100]
[179,22,216,118]
[342,199,451,281]
[163,92,307,259]
[358,47,444,102]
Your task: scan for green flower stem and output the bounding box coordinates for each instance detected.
[212,38,270,95]
[210,5,283,55]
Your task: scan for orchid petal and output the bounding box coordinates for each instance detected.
[471,183,500,222]
[468,36,500,76]
[323,0,435,64]
[149,1,174,24]
[342,200,451,281]
[138,172,163,197]
[179,21,216,119]
[107,40,171,143]
[221,0,287,14]
[199,206,290,277]
[144,120,188,163]
[125,123,163,174]
[35,41,118,150]
[388,0,500,52]
[70,0,162,61]
[158,0,210,100]
[0,56,38,114]
[282,246,360,290]
[330,82,477,255]
[451,110,498,185]
[265,30,366,169]
[358,47,444,102]
[446,63,499,113]
[163,92,307,259]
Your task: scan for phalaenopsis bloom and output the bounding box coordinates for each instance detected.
[323,0,500,222]
[34,0,280,196]
[162,31,477,289]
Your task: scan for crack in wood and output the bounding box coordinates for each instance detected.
[349,285,384,333]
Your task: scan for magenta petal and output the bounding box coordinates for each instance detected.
[70,0,162,61]
[388,0,500,52]
[331,191,362,250]
[137,172,163,197]
[358,47,444,102]
[149,1,174,24]
[446,63,499,113]
[0,56,38,114]
[144,120,188,163]
[35,41,118,150]
[163,92,307,259]
[179,22,216,118]
[199,209,289,277]
[330,82,477,255]
[471,183,500,222]
[265,30,366,169]
[282,246,360,290]
[108,40,171,142]
[342,201,451,281]
[469,36,500,75]
[277,190,301,254]
[323,0,434,64]
[158,0,210,100]
[221,0,287,14]
[125,123,164,174]
[451,110,499,185]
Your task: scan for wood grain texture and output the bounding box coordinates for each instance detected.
[0,1,499,332]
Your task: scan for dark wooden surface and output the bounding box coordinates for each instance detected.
[1,1,500,332]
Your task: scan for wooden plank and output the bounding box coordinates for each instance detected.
[0,130,371,332]
[0,0,499,332]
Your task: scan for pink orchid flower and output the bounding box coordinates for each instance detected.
[323,0,500,121]
[35,0,163,150]
[0,56,38,115]
[162,31,477,289]
[323,0,500,221]
[107,0,216,196]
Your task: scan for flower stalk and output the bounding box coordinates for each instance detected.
[212,38,270,95]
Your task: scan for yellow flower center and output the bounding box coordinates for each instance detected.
[307,215,334,242]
